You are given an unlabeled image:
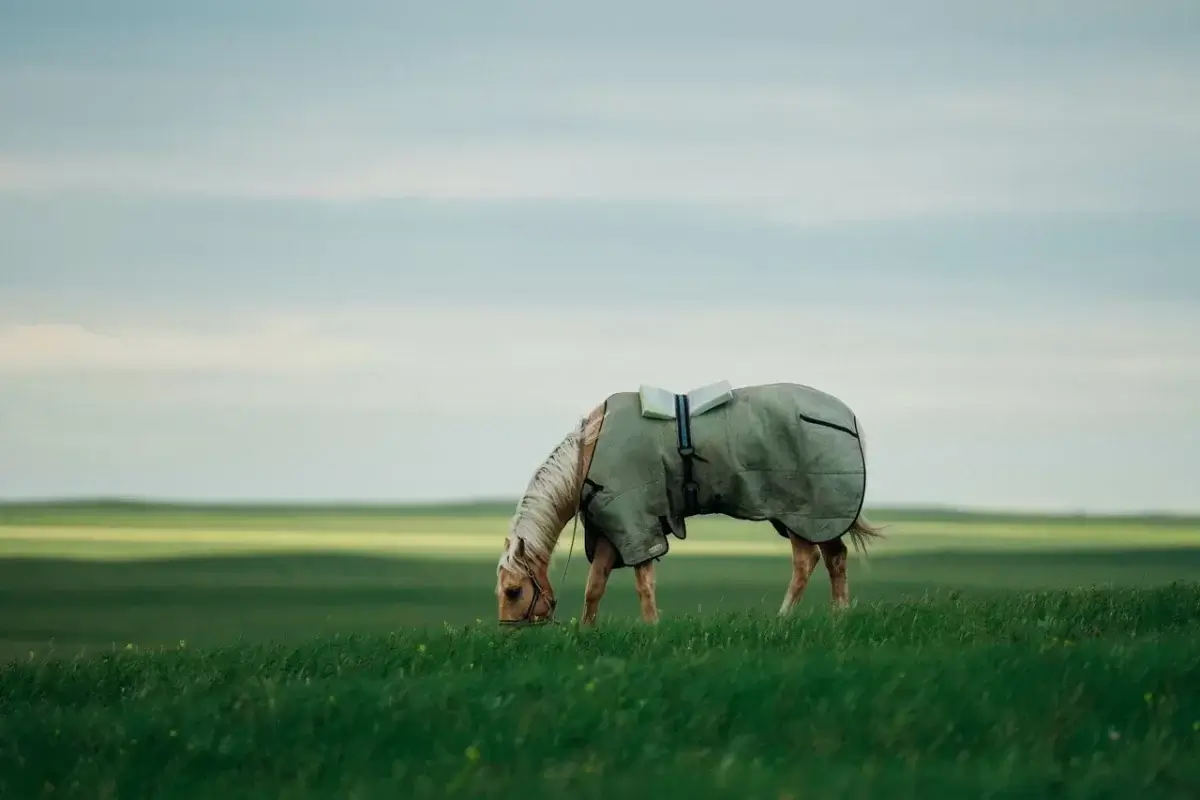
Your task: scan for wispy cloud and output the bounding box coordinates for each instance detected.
[4,63,1198,223]
[4,303,1197,508]
[4,304,1196,420]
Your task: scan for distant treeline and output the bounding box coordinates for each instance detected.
[1,497,1197,526]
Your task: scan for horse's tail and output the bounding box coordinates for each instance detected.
[846,514,886,556]
[844,410,885,557]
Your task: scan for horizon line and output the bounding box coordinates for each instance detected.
[2,496,1198,523]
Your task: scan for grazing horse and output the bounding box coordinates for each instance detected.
[495,381,883,626]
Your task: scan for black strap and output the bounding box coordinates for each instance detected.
[674,394,700,516]
[580,478,604,513]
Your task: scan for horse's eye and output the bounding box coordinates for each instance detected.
[504,586,522,600]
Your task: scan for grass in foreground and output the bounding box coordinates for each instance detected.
[3,584,1199,799]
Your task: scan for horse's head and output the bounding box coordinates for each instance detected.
[496,537,557,627]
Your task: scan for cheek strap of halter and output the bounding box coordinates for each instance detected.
[499,572,558,627]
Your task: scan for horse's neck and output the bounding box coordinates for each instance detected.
[513,403,603,566]
[532,477,582,558]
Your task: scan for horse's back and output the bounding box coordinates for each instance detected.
[693,382,867,542]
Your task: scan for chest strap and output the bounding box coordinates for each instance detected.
[674,393,700,516]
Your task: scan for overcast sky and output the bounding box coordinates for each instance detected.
[2,1,1198,512]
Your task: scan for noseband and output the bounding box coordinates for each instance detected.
[499,571,558,628]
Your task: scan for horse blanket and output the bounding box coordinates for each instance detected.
[580,382,867,568]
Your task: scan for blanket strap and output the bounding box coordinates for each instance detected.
[674,393,700,519]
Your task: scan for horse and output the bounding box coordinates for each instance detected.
[495,381,883,627]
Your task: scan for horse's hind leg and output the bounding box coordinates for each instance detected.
[779,534,820,616]
[818,537,850,608]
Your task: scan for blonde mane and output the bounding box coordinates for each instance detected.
[498,408,605,575]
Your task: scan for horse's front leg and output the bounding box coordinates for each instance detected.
[581,535,616,627]
[633,560,660,624]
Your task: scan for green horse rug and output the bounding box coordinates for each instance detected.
[579,381,868,568]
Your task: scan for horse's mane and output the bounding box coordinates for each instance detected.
[498,407,604,574]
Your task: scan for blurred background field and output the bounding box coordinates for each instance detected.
[3,501,1198,662]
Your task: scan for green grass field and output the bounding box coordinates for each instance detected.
[2,503,1199,797]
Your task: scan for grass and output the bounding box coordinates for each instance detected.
[3,585,1199,798]
[2,502,1199,797]
[4,548,1200,662]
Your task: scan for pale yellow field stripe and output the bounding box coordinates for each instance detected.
[2,523,1196,561]
[0,526,789,556]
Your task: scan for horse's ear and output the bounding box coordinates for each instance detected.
[514,538,526,558]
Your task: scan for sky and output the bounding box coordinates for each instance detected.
[2,1,1198,512]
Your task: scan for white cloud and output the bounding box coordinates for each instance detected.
[3,71,1198,223]
[3,303,1197,423]
[0,320,389,373]
[3,303,1197,510]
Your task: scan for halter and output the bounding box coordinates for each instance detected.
[498,570,558,628]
